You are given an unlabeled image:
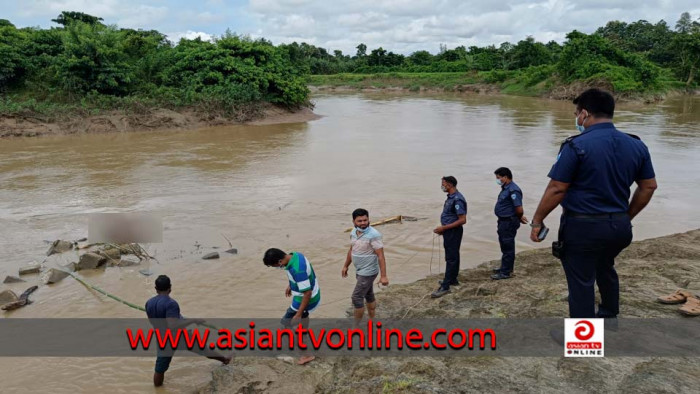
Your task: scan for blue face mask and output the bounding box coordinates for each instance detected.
[355,226,369,233]
[575,114,586,133]
[496,179,503,186]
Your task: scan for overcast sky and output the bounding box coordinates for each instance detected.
[2,1,699,55]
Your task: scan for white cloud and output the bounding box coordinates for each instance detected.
[167,30,214,42]
[8,0,700,54]
[195,11,225,24]
[16,0,168,29]
[244,0,700,54]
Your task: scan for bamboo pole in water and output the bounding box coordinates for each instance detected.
[344,215,403,232]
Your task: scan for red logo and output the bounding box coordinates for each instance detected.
[574,320,595,341]
[565,318,604,357]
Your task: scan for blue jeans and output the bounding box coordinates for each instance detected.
[559,214,633,318]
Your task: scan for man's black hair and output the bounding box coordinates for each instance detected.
[442,176,458,187]
[352,208,369,220]
[155,275,171,292]
[573,88,615,118]
[263,248,287,266]
[494,167,513,179]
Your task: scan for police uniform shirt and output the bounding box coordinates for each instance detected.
[548,123,655,214]
[494,181,523,218]
[441,191,468,226]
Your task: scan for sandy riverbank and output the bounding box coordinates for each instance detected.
[200,229,700,393]
[0,104,320,138]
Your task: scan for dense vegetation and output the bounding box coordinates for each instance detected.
[0,11,698,119]
[297,12,699,95]
[0,12,309,118]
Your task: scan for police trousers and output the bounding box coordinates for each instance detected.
[559,213,633,318]
[497,216,521,273]
[442,226,463,288]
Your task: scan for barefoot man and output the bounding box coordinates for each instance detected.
[342,208,389,324]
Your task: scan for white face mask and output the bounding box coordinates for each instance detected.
[575,112,587,133]
[441,185,447,192]
[496,179,503,186]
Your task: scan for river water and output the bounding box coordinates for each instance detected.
[0,93,698,392]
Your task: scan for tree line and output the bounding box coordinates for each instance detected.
[284,12,699,92]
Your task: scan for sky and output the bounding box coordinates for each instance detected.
[2,0,699,55]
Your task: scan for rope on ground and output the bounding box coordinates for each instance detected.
[61,269,218,330]
[400,293,432,320]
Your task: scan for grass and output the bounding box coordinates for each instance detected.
[382,377,422,393]
[307,72,485,91]
[307,67,686,99]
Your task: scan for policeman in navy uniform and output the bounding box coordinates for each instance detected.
[492,167,528,280]
[530,88,657,318]
[432,176,467,298]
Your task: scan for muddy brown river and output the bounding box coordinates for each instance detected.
[1,93,699,392]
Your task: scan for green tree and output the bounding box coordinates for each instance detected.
[511,36,553,69]
[408,50,433,66]
[0,22,26,88]
[676,12,693,33]
[672,29,700,85]
[56,22,134,95]
[52,11,104,26]
[368,47,387,66]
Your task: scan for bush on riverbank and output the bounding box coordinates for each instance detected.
[0,13,310,118]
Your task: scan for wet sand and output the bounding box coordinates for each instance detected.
[0,104,319,138]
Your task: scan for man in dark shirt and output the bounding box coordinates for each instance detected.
[145,275,231,387]
[530,88,657,318]
[432,176,467,298]
[492,167,528,280]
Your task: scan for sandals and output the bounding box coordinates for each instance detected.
[657,289,694,304]
[679,297,700,317]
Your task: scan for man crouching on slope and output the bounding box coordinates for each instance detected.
[263,248,320,365]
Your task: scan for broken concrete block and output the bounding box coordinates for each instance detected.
[46,240,74,256]
[0,290,19,306]
[75,253,106,271]
[18,264,41,276]
[3,276,24,284]
[1,286,38,311]
[41,268,70,284]
[202,252,220,260]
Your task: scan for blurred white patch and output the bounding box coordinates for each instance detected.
[89,213,162,244]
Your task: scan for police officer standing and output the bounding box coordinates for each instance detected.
[432,176,467,298]
[492,167,528,280]
[530,88,657,318]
